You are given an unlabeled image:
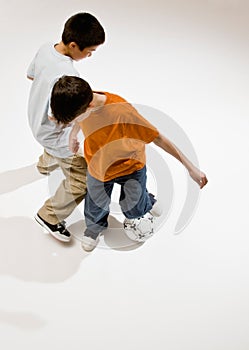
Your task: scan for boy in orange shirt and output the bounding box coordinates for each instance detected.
[49,76,208,251]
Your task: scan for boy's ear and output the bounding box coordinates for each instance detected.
[68,42,78,50]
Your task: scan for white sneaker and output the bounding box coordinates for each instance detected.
[150,200,162,217]
[81,234,100,252]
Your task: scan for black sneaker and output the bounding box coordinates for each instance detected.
[35,213,71,242]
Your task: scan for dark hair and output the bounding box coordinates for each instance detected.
[51,76,93,124]
[62,12,105,50]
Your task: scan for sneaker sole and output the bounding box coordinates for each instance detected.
[34,214,71,243]
[81,244,96,252]
[81,236,100,252]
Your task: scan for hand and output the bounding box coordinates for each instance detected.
[189,168,208,189]
[69,136,80,154]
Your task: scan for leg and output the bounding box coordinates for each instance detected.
[84,172,114,239]
[118,167,161,242]
[36,149,59,175]
[118,166,156,219]
[37,154,87,241]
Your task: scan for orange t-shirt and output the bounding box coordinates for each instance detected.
[79,92,159,181]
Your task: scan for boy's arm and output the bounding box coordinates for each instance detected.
[69,122,81,154]
[153,133,208,189]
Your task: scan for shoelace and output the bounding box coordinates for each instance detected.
[57,223,70,236]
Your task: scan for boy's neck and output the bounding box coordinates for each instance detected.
[54,41,71,57]
[92,92,107,107]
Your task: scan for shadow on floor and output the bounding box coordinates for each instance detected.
[0,216,87,283]
[0,309,46,331]
[0,163,44,195]
[69,215,143,252]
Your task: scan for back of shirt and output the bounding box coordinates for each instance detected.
[27,42,79,158]
[80,92,159,181]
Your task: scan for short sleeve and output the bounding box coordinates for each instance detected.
[27,56,36,79]
[126,105,159,143]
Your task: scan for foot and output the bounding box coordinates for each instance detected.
[35,213,71,242]
[150,200,162,217]
[81,234,101,252]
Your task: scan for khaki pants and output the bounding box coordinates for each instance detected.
[37,150,87,224]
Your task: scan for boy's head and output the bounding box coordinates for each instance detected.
[51,76,93,124]
[62,13,105,60]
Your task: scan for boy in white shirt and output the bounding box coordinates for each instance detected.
[27,12,105,242]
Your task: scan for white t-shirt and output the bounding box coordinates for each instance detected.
[27,42,80,158]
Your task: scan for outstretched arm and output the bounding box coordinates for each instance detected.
[153,133,208,188]
[69,122,81,154]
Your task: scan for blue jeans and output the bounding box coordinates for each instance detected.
[84,166,156,239]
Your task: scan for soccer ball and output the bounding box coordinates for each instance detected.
[123,212,155,242]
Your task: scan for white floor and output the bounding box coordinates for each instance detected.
[1,1,249,349]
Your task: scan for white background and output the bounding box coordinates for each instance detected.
[0,0,249,349]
